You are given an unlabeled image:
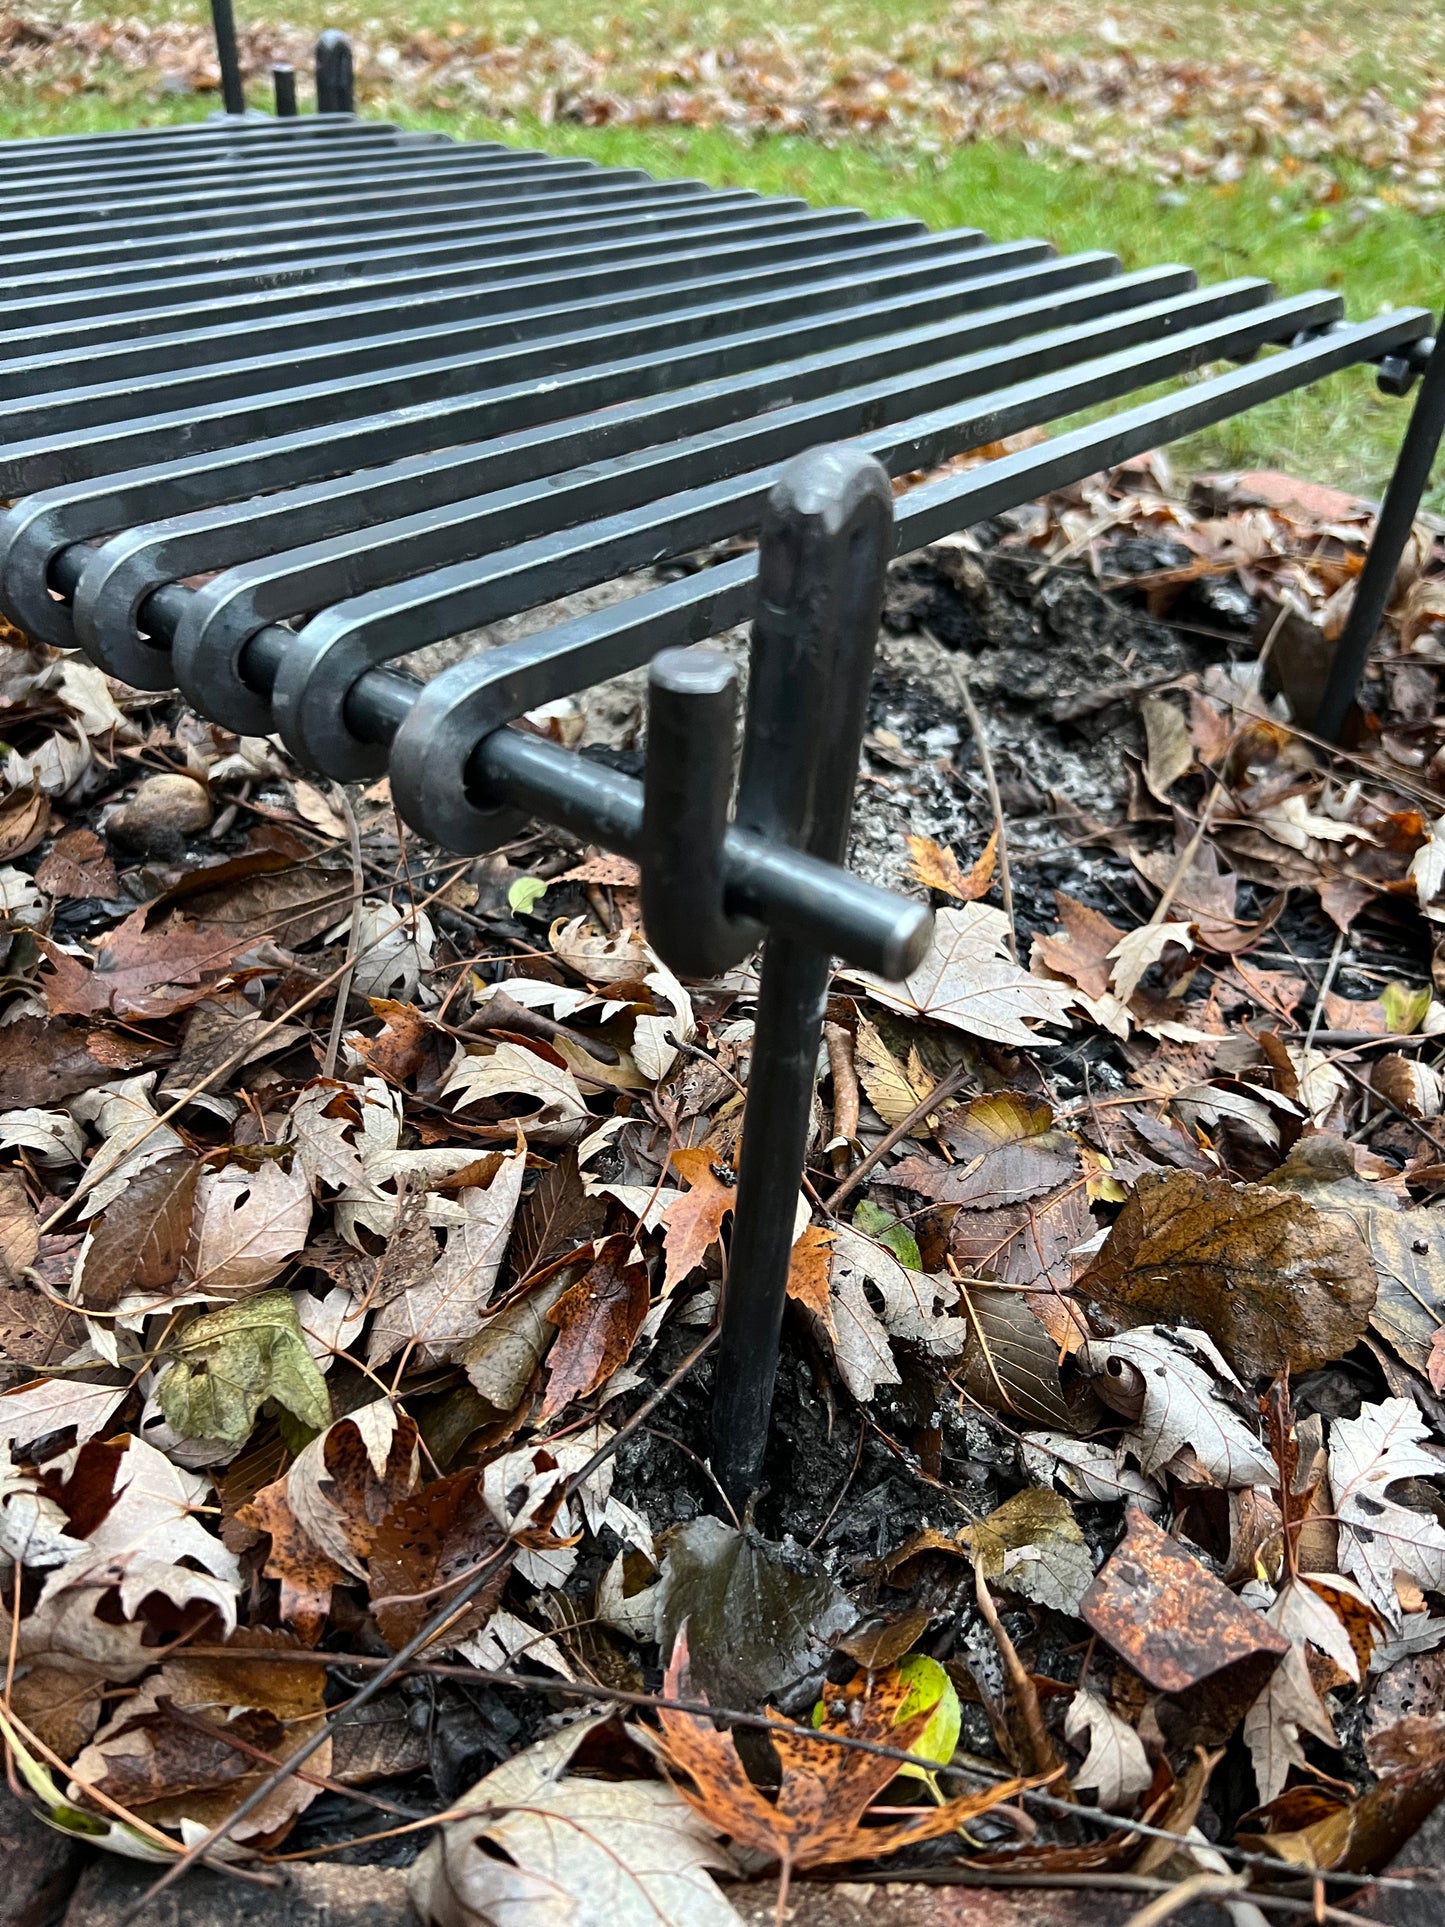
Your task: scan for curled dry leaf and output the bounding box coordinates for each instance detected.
[443,1038,591,1144]
[824,1224,965,1402]
[1107,920,1195,1005]
[1075,1170,1376,1380]
[367,1151,526,1366]
[156,1290,332,1445]
[1064,1689,1152,1811]
[905,829,996,901]
[409,1711,740,1927]
[1079,1325,1277,1489]
[845,904,1072,1047]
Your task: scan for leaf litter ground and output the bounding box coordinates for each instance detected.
[0,451,1444,1924]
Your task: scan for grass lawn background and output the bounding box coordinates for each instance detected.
[0,0,1441,505]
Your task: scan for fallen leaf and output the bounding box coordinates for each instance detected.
[186,1157,313,1297]
[234,1479,347,1643]
[784,1223,835,1324]
[157,1291,332,1444]
[846,903,1072,1047]
[508,1150,607,1285]
[0,1017,117,1109]
[1329,1398,1445,1628]
[1075,1171,1376,1380]
[1108,920,1195,1003]
[38,1434,243,1632]
[1374,1053,1444,1119]
[962,1488,1094,1614]
[443,1039,591,1144]
[287,1082,367,1194]
[654,1517,854,1714]
[0,1375,128,1453]
[409,1710,740,1927]
[347,902,435,1004]
[541,1248,650,1419]
[352,996,432,1084]
[1141,695,1195,797]
[35,829,117,902]
[891,1091,1078,1208]
[1081,1507,1288,1747]
[38,908,244,1020]
[74,1151,199,1312]
[458,1273,569,1414]
[1020,1432,1163,1510]
[851,1014,933,1131]
[367,1151,526,1366]
[1079,1325,1277,1488]
[906,829,996,901]
[958,1281,1073,1428]
[367,1466,509,1648]
[945,1180,1092,1292]
[1064,1689,1152,1811]
[825,1224,966,1401]
[0,784,49,862]
[655,1630,1032,1893]
[1239,1715,1445,1874]
[1032,892,1127,1003]
[1243,1581,1350,1803]
[0,1587,151,1759]
[660,1147,736,1293]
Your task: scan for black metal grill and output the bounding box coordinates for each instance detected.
[2,87,1440,1500]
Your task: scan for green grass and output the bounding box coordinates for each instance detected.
[1,2,1441,504]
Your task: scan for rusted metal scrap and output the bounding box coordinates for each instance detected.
[1080,1507,1290,1747]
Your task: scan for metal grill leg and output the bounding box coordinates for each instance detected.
[316,31,356,116]
[209,0,246,117]
[1316,324,1445,740]
[272,65,298,118]
[699,446,894,1507]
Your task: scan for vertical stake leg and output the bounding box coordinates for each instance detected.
[1316,326,1445,741]
[209,0,246,117]
[315,30,356,115]
[709,446,895,1508]
[272,63,298,117]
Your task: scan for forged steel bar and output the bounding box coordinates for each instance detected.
[708,447,895,1503]
[209,0,246,117]
[1316,327,1445,740]
[273,66,298,117]
[316,31,356,116]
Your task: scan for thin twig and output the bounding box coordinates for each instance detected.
[823,1058,970,1215]
[321,784,365,1080]
[1127,1869,1251,1927]
[123,1324,720,1920]
[823,1020,860,1179]
[1304,929,1346,1058]
[942,644,1016,959]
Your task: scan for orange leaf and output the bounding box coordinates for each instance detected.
[355,998,431,1083]
[785,1224,836,1327]
[906,829,996,901]
[1031,891,1127,1002]
[540,1248,650,1419]
[655,1631,1036,1898]
[661,1147,737,1292]
[235,1480,348,1644]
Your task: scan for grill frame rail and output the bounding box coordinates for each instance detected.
[2,31,1442,1501]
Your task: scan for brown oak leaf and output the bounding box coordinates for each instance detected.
[541,1246,650,1420]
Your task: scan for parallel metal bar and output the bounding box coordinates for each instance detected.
[0,189,782,319]
[0,125,412,193]
[0,120,378,165]
[0,225,992,396]
[0,171,712,283]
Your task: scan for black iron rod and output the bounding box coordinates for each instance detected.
[315,31,356,116]
[209,0,246,117]
[708,447,895,1504]
[1315,327,1445,740]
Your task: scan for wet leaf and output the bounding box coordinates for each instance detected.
[846,904,1072,1047]
[541,1248,650,1419]
[157,1291,331,1444]
[851,1014,933,1132]
[368,1466,509,1648]
[784,1221,836,1322]
[825,1224,965,1401]
[35,828,116,901]
[443,1039,591,1144]
[1075,1171,1376,1380]
[945,1179,1092,1292]
[654,1517,854,1714]
[74,1151,199,1312]
[0,1016,117,1109]
[458,1273,569,1414]
[1081,1507,1288,1747]
[813,1652,960,1798]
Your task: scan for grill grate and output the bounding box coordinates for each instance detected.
[0,106,1438,1500]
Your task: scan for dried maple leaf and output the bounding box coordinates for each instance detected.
[186,1157,313,1297]
[34,828,117,902]
[660,1146,736,1293]
[892,1091,1078,1209]
[74,1150,198,1311]
[846,904,1072,1047]
[655,1631,1034,1901]
[785,1223,835,1324]
[905,828,996,901]
[0,1016,123,1110]
[235,1478,348,1644]
[541,1245,650,1420]
[1032,891,1127,1003]
[825,1225,965,1401]
[38,908,245,1020]
[367,1150,525,1366]
[1329,1399,1445,1628]
[353,996,432,1083]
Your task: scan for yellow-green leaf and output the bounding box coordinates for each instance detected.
[157,1290,331,1444]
